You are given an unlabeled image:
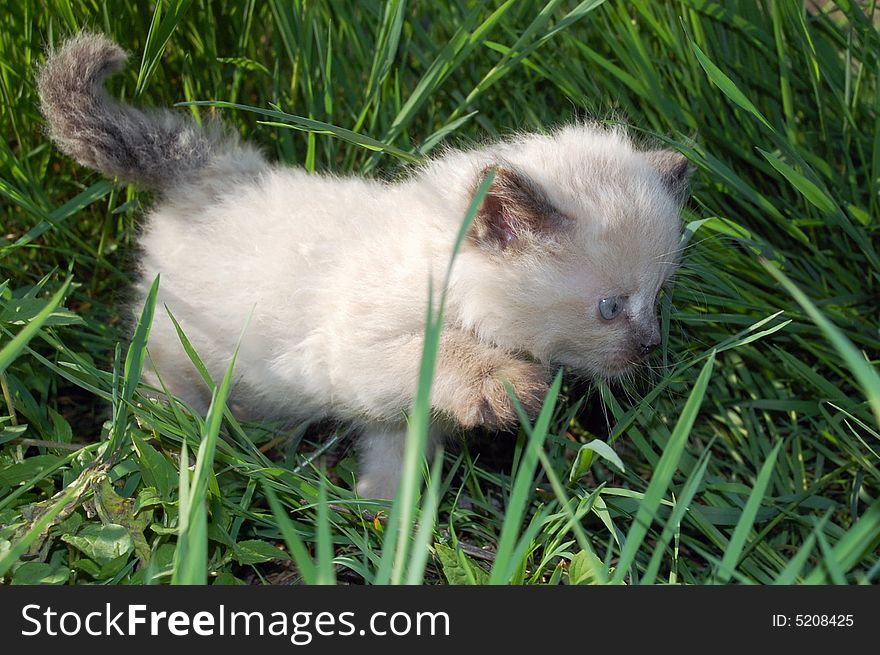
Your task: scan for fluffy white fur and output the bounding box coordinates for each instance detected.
[38,34,690,499]
[138,126,685,496]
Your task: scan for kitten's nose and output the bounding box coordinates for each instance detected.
[640,339,660,356]
[634,315,661,357]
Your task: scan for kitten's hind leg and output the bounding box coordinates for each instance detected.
[356,422,440,500]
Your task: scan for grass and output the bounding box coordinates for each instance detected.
[1,0,878,585]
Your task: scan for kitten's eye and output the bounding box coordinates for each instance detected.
[598,296,625,320]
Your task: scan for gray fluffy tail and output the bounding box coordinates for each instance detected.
[37,33,217,189]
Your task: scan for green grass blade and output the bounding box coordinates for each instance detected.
[315,472,335,585]
[763,261,880,425]
[689,38,773,130]
[488,369,563,585]
[362,0,406,109]
[181,101,422,163]
[611,351,716,585]
[0,277,71,375]
[641,447,713,585]
[135,0,193,96]
[804,500,880,583]
[171,316,244,584]
[404,451,445,585]
[262,484,318,585]
[715,440,783,583]
[383,169,495,585]
[772,512,830,585]
[107,274,159,454]
[757,149,837,214]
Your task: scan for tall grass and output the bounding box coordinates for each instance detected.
[0,0,878,585]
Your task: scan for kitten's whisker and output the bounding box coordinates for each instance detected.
[599,385,612,439]
[652,234,723,262]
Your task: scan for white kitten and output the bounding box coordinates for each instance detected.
[38,34,691,498]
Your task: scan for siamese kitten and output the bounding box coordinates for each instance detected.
[38,34,691,499]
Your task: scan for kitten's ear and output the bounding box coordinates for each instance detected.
[645,150,693,205]
[469,166,565,249]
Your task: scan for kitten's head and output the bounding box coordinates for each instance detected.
[451,124,691,380]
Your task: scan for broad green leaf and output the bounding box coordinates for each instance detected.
[234,539,291,565]
[12,562,70,585]
[435,542,490,585]
[568,548,608,585]
[131,431,178,499]
[569,439,625,482]
[62,523,134,564]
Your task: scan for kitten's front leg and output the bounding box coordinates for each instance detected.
[432,332,550,430]
[354,332,548,500]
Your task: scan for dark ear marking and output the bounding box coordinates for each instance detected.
[469,166,567,249]
[645,149,693,205]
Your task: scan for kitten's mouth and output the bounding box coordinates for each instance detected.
[601,346,663,381]
[550,348,636,381]
[599,358,637,380]
[598,342,663,379]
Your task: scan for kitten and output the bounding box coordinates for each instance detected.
[38,34,691,499]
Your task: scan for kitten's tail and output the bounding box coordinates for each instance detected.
[37,33,254,190]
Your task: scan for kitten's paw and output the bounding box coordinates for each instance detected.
[459,360,549,430]
[356,475,398,501]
